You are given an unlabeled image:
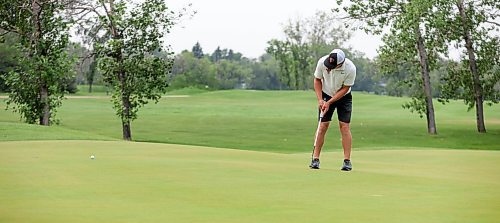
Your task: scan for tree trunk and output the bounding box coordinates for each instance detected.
[118,61,131,140]
[39,84,50,125]
[32,0,50,126]
[299,56,307,90]
[457,0,486,133]
[108,0,131,140]
[415,26,437,134]
[88,81,93,93]
[122,120,131,141]
[121,92,132,141]
[118,61,131,141]
[295,70,300,90]
[285,66,292,89]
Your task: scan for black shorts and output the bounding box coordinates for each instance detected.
[319,92,352,123]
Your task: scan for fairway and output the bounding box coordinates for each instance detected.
[1,140,499,223]
[1,91,499,152]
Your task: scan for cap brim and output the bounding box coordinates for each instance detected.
[324,58,337,69]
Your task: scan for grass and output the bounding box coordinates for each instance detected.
[2,90,498,152]
[1,140,499,223]
[73,85,211,96]
[0,122,116,141]
[74,85,112,96]
[1,89,499,222]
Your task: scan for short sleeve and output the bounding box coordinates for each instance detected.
[314,59,323,79]
[343,66,356,86]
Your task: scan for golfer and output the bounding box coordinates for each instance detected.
[309,49,356,171]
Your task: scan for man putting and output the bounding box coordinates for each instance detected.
[309,49,356,171]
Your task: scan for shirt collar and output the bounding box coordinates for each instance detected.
[335,61,346,71]
[326,63,346,73]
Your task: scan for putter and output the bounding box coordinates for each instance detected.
[311,111,324,160]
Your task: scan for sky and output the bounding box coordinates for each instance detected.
[164,0,383,59]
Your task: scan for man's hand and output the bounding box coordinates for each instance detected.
[318,99,325,109]
[320,100,331,114]
[321,86,350,114]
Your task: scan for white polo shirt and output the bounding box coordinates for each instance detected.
[314,56,356,97]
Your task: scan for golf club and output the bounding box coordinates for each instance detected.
[311,110,324,160]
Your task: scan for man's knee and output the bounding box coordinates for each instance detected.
[339,121,350,134]
[318,122,330,134]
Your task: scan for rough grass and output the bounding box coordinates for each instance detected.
[1,90,498,151]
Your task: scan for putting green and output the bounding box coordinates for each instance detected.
[1,140,499,223]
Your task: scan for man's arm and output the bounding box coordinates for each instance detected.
[314,78,323,104]
[324,85,350,107]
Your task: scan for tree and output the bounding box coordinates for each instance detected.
[267,19,313,90]
[65,42,94,93]
[89,0,177,140]
[267,11,352,90]
[226,49,235,61]
[170,51,217,89]
[211,46,222,62]
[0,33,21,92]
[306,11,352,59]
[215,59,253,89]
[0,0,75,125]
[229,50,243,61]
[267,39,294,89]
[86,58,98,92]
[337,0,448,134]
[248,54,282,90]
[439,0,500,133]
[350,55,380,93]
[191,41,204,59]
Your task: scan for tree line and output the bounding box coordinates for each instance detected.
[168,11,382,93]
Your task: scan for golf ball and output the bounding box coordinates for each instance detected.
[90,155,95,159]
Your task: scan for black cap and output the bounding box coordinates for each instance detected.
[323,49,346,69]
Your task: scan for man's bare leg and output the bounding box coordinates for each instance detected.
[313,122,330,159]
[339,121,351,160]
